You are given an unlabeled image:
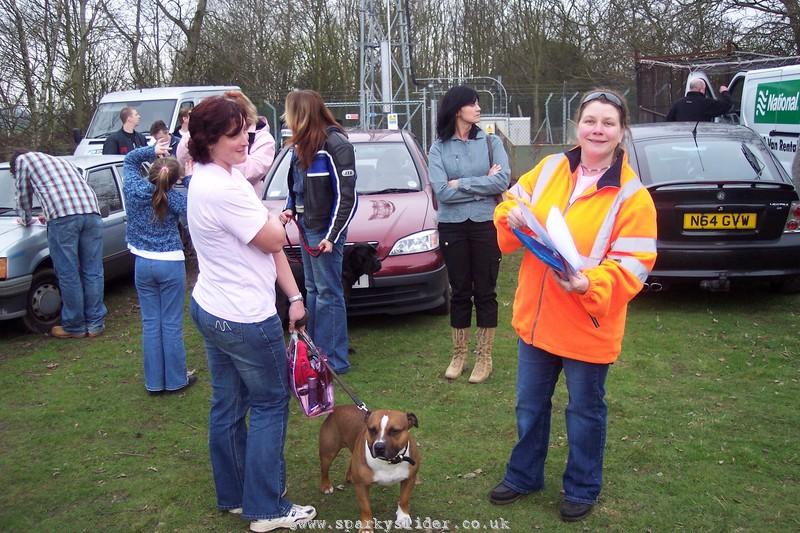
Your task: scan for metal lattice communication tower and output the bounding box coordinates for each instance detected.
[359,0,414,130]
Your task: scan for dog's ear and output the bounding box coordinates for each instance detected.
[406,412,418,428]
[363,410,372,424]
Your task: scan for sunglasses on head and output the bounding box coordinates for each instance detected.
[581,91,623,107]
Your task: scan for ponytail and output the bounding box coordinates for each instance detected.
[148,157,182,222]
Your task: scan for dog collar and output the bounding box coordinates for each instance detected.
[368,440,417,466]
[386,442,416,466]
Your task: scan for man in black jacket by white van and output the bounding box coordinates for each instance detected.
[666,79,732,122]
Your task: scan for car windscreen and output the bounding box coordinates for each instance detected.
[0,169,42,214]
[264,141,422,200]
[85,100,178,139]
[635,136,783,184]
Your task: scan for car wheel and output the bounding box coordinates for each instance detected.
[775,276,800,294]
[429,286,451,315]
[23,268,62,333]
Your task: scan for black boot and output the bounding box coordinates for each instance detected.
[559,500,593,522]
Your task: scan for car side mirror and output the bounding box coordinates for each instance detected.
[99,205,110,218]
[72,128,83,145]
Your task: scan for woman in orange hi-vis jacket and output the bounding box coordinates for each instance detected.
[488,90,657,522]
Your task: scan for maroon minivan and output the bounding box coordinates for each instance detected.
[261,129,450,316]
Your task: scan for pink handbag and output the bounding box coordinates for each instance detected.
[286,331,335,417]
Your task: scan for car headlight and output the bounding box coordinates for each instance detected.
[388,229,439,256]
[0,257,7,280]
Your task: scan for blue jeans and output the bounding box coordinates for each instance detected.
[47,214,106,334]
[190,299,291,520]
[299,222,349,373]
[135,257,188,391]
[503,341,609,504]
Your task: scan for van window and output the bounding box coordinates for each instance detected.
[86,100,178,139]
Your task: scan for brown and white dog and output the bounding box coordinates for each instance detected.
[319,405,420,532]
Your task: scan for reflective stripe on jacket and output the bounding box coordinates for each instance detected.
[494,146,657,363]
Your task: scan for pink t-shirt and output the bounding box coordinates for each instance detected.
[569,168,604,205]
[188,162,277,322]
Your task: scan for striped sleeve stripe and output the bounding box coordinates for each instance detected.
[588,178,645,262]
[321,150,357,243]
[608,255,650,282]
[610,237,657,253]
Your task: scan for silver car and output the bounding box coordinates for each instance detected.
[0,155,132,332]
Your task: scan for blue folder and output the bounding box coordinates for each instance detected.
[512,228,568,278]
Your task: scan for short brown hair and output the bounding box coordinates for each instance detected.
[149,120,169,137]
[187,96,247,165]
[120,106,136,124]
[9,149,31,174]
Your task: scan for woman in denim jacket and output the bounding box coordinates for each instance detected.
[429,85,510,383]
[123,141,195,395]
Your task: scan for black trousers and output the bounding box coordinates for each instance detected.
[439,220,501,329]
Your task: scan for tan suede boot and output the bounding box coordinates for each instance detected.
[469,327,495,383]
[445,328,470,379]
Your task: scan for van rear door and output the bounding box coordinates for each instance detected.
[743,66,800,172]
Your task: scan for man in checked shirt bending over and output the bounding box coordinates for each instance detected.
[11,150,107,338]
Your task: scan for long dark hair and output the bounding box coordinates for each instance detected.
[284,89,343,170]
[436,85,480,140]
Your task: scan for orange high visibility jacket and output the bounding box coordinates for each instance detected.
[494,147,657,364]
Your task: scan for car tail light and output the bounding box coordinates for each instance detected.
[0,258,7,280]
[786,201,800,233]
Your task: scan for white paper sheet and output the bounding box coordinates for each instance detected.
[545,207,583,273]
[515,199,556,249]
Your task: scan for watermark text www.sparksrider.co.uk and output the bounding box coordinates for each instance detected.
[293,516,511,531]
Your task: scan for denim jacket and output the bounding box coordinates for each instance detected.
[428,125,510,223]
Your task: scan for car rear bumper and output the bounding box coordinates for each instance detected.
[649,233,800,281]
[348,263,449,315]
[0,275,32,320]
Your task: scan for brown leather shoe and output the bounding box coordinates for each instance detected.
[87,328,104,338]
[50,326,86,339]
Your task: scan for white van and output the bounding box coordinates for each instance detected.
[690,65,800,172]
[726,65,800,172]
[74,85,239,156]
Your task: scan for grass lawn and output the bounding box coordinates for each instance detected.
[1,251,798,531]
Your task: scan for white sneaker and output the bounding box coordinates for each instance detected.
[249,504,316,532]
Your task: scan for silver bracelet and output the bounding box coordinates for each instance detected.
[288,294,304,303]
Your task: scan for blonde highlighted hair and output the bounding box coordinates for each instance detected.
[223,91,257,126]
[148,157,183,222]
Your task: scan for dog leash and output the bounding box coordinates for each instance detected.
[295,326,369,413]
[285,217,322,258]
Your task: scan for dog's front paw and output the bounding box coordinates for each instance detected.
[320,483,334,494]
[395,506,412,528]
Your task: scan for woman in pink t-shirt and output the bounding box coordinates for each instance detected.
[186,96,317,531]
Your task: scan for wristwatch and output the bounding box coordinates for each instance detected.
[288,294,304,303]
